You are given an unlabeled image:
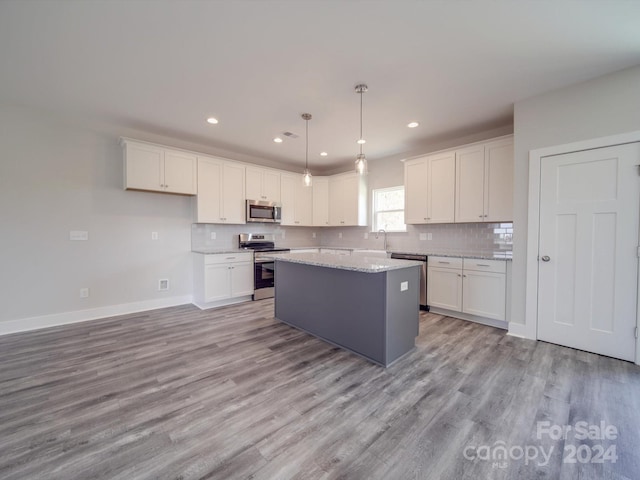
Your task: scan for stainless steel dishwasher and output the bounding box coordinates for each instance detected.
[390,253,428,310]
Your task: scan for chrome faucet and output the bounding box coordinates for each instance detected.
[375,229,387,251]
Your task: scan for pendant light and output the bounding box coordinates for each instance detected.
[301,113,313,187]
[355,84,368,175]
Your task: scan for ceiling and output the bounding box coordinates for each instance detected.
[1,1,639,173]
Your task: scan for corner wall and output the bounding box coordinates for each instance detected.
[0,107,195,332]
[511,65,640,336]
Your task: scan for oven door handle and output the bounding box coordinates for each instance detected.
[254,259,274,264]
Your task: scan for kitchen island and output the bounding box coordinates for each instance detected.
[272,252,422,367]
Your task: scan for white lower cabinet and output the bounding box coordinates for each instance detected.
[428,256,507,324]
[193,252,254,309]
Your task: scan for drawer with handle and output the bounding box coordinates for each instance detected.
[462,258,506,274]
[204,252,253,265]
[428,256,463,269]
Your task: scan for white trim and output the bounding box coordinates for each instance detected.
[524,130,640,364]
[192,295,253,310]
[0,295,193,336]
[428,306,508,330]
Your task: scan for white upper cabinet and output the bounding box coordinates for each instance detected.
[328,173,367,226]
[122,139,197,195]
[455,145,486,222]
[483,138,514,222]
[404,152,455,224]
[245,167,281,202]
[455,137,513,223]
[404,157,429,224]
[281,174,313,226]
[312,177,330,226]
[196,156,246,224]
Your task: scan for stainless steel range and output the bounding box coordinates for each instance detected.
[239,233,290,300]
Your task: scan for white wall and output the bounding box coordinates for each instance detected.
[511,65,640,336]
[0,107,196,330]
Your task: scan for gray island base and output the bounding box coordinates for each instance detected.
[273,254,421,367]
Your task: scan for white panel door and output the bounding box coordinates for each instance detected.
[455,145,485,222]
[328,176,344,226]
[245,167,263,201]
[484,138,513,222]
[164,150,197,195]
[404,157,429,224]
[312,177,330,226]
[262,170,281,202]
[280,174,297,226]
[428,152,456,223]
[196,157,222,223]
[538,143,640,361]
[230,262,254,297]
[125,143,164,191]
[221,162,246,223]
[427,267,463,311]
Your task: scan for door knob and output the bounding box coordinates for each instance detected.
[541,256,550,262]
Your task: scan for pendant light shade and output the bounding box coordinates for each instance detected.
[355,84,368,176]
[301,113,313,187]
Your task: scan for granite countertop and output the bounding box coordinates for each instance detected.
[192,248,252,255]
[389,250,513,261]
[269,252,423,273]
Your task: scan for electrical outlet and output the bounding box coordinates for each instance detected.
[312,232,316,238]
[364,232,368,239]
[210,232,216,240]
[281,230,286,240]
[400,281,408,292]
[419,233,427,241]
[427,233,433,240]
[151,231,158,240]
[338,232,343,239]
[79,288,89,298]
[158,279,169,291]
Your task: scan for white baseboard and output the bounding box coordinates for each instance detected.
[428,307,508,330]
[506,322,534,339]
[0,295,193,336]
[192,295,253,310]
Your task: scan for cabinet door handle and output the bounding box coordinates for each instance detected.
[476,264,490,267]
[457,274,462,277]
[438,261,450,264]
[165,185,169,188]
[483,215,488,218]
[463,274,466,277]
[226,257,236,260]
[478,215,483,218]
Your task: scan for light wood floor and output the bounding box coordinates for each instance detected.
[0,300,639,480]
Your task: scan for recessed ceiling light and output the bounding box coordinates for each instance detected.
[407,122,419,128]
[206,117,219,125]
[273,137,283,143]
[320,152,328,157]
[357,138,366,144]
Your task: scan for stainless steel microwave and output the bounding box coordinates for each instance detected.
[246,200,282,223]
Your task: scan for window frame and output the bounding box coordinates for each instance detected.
[371,185,407,233]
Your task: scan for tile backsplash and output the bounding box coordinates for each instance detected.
[192,222,513,254]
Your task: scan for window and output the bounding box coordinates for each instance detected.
[372,186,406,232]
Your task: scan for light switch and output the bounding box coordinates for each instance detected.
[151,232,158,240]
[428,233,433,240]
[338,232,343,239]
[400,281,408,292]
[210,232,216,240]
[419,233,427,241]
[312,232,316,238]
[70,230,89,241]
[364,232,368,239]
